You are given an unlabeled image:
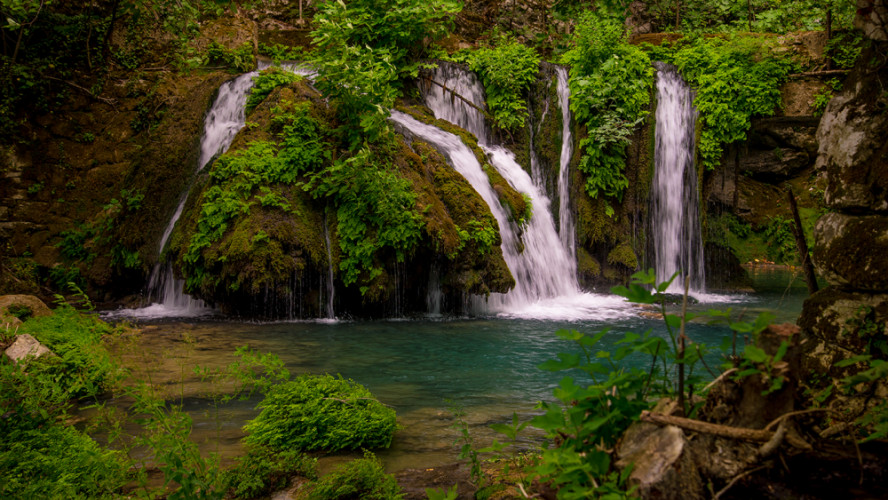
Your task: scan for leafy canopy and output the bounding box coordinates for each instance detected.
[309,0,461,149]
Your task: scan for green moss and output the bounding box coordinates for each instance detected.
[607,241,638,270]
[577,247,601,278]
[396,103,529,225]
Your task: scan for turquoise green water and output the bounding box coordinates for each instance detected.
[104,267,812,472]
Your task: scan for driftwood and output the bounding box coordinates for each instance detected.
[639,408,825,450]
[44,75,118,107]
[418,75,494,122]
[786,186,819,294]
[787,69,850,79]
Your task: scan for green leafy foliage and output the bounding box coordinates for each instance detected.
[300,451,403,500]
[221,445,318,499]
[646,35,796,170]
[309,0,461,148]
[206,41,255,73]
[305,145,424,286]
[762,215,797,264]
[813,77,843,116]
[244,374,398,452]
[467,35,540,130]
[246,68,304,114]
[524,269,783,497]
[0,422,129,499]
[561,12,653,207]
[258,42,306,64]
[19,303,121,400]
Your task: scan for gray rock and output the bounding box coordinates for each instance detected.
[4,334,54,363]
[815,69,888,211]
[799,287,888,357]
[814,212,888,291]
[855,0,888,41]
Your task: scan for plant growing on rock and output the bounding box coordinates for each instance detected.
[244,373,397,452]
[467,33,541,131]
[561,12,654,214]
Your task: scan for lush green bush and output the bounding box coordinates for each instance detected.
[466,35,540,130]
[300,451,403,500]
[309,0,461,148]
[206,41,255,73]
[305,145,424,288]
[244,374,398,452]
[0,423,128,499]
[21,303,120,399]
[561,12,653,212]
[246,68,303,113]
[221,445,317,499]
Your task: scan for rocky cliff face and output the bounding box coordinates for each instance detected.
[798,29,888,429]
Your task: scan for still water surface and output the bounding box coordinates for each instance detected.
[102,267,813,472]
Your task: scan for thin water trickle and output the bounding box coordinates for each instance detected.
[650,62,706,293]
[322,208,336,320]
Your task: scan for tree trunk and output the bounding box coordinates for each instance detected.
[826,7,834,70]
[786,187,819,295]
[102,0,121,63]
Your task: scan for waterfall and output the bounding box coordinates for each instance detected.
[406,64,630,319]
[650,62,705,293]
[322,208,336,320]
[555,67,576,260]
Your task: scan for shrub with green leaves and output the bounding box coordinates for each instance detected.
[309,0,461,148]
[20,303,120,399]
[244,374,397,452]
[561,12,654,211]
[246,68,304,114]
[221,445,318,499]
[305,145,424,288]
[467,36,540,131]
[300,451,403,500]
[0,423,128,498]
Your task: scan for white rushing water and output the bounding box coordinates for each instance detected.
[650,62,706,294]
[555,67,576,261]
[411,64,632,320]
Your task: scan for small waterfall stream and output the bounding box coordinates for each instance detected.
[650,62,705,292]
[142,70,261,316]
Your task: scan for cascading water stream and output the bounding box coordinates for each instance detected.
[555,67,576,261]
[650,62,706,293]
[409,64,629,319]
